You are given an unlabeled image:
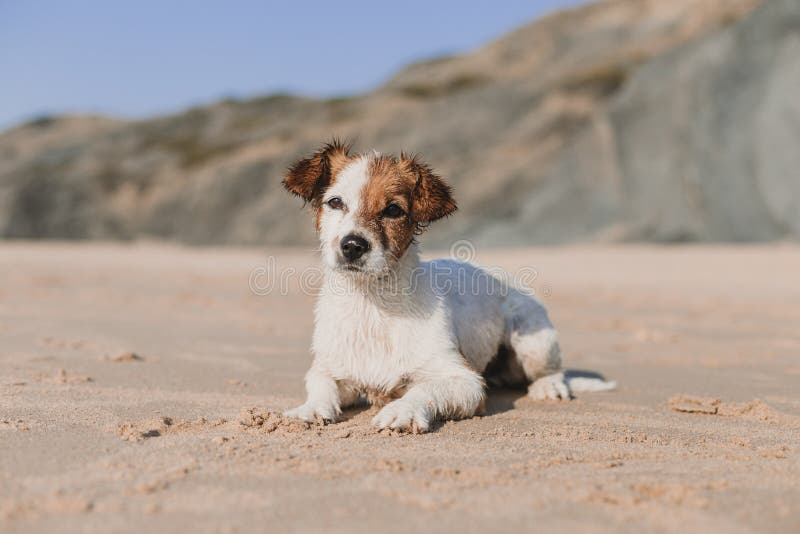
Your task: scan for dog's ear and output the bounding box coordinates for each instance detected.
[403,155,457,224]
[283,139,351,206]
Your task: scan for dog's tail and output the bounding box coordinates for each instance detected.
[563,369,617,393]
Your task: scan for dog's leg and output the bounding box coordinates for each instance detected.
[505,293,569,400]
[371,361,485,433]
[510,327,570,401]
[283,366,341,423]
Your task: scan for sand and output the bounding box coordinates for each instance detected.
[1,242,798,533]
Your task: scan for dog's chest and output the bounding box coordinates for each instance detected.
[312,293,444,389]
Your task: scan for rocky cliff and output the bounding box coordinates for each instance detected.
[3,0,796,247]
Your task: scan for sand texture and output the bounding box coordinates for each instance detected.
[1,243,799,533]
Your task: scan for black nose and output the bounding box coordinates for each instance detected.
[340,234,370,261]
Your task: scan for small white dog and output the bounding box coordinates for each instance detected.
[283,140,613,433]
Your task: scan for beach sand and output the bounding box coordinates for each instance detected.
[1,242,798,533]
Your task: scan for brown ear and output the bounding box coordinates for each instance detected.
[404,155,457,224]
[283,139,351,206]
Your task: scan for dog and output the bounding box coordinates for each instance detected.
[282,140,614,432]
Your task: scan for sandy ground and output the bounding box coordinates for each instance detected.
[1,242,799,533]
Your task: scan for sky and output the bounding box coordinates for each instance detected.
[0,0,588,130]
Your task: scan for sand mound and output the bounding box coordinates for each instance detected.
[238,408,312,434]
[668,396,788,422]
[106,352,145,363]
[35,368,92,384]
[115,416,226,442]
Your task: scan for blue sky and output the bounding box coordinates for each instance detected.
[0,1,587,130]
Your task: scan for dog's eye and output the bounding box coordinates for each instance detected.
[382,204,405,218]
[327,197,344,210]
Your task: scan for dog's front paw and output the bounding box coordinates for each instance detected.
[371,398,431,433]
[529,372,571,401]
[283,402,338,424]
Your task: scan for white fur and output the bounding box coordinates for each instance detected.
[318,157,387,274]
[284,154,613,432]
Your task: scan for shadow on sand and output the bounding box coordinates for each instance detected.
[484,368,612,416]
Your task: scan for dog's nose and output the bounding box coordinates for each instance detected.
[340,234,370,261]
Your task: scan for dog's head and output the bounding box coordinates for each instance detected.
[283,140,456,275]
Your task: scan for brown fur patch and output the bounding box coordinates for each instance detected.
[283,139,352,207]
[355,154,457,260]
[401,154,457,224]
[364,376,411,407]
[357,155,418,260]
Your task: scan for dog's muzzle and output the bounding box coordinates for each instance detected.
[340,234,371,263]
